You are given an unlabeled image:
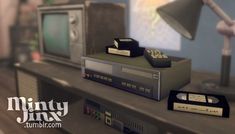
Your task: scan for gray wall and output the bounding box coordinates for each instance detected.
[153,0,235,76]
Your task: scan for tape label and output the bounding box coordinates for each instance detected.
[173,103,223,116]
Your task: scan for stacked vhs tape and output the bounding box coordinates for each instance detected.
[106,38,145,57]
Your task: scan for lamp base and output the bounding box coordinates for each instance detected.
[201,79,235,101]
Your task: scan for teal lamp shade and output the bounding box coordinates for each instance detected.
[157,0,204,40]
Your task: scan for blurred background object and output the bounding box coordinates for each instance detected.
[9,0,43,65]
[0,0,43,65]
[0,0,19,61]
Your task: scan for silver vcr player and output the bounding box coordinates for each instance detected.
[82,53,191,101]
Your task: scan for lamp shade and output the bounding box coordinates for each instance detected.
[157,0,204,40]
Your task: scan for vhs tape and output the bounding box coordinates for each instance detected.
[114,38,139,50]
[106,45,145,57]
[168,90,230,117]
[82,53,191,101]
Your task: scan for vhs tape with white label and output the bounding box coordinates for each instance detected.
[168,90,230,117]
[106,45,145,57]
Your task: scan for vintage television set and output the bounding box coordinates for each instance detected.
[37,2,125,67]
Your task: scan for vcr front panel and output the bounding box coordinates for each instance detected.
[83,69,155,99]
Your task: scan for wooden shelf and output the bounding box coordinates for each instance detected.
[15,61,235,134]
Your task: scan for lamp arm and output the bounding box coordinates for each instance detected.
[203,0,234,26]
[203,0,235,86]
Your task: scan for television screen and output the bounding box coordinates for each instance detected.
[42,14,70,58]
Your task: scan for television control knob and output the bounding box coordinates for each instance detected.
[70,30,79,41]
[70,14,78,24]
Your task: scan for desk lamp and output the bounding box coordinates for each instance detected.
[157,0,235,99]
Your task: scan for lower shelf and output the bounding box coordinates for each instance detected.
[61,99,121,134]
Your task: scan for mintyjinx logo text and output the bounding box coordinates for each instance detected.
[7,97,68,128]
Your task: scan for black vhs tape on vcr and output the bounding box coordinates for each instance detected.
[114,38,139,50]
[82,53,191,101]
[168,90,230,117]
